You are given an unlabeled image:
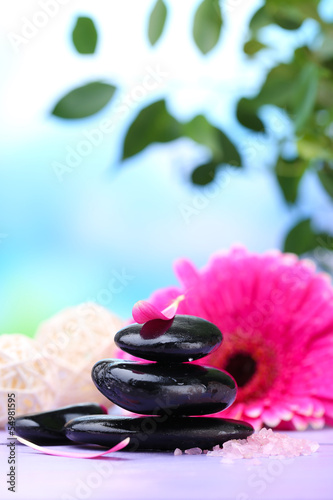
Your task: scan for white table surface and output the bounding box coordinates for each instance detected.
[1,428,332,500]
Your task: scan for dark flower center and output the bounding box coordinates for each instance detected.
[225,352,257,388]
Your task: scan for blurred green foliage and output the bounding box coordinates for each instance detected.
[72,16,98,54]
[192,0,223,54]
[122,100,241,185]
[52,82,116,119]
[148,0,167,45]
[51,1,333,265]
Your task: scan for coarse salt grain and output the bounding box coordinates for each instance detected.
[184,447,203,455]
[206,428,319,460]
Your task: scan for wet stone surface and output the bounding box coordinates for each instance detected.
[92,359,236,415]
[114,315,222,362]
[65,415,254,451]
[15,403,107,445]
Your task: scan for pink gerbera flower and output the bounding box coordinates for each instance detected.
[121,247,333,431]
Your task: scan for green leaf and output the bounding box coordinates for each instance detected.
[318,164,333,198]
[316,231,333,250]
[52,82,116,119]
[236,98,265,132]
[193,0,223,54]
[248,1,321,39]
[244,39,267,56]
[236,63,300,131]
[72,17,98,54]
[148,0,167,46]
[183,115,241,167]
[254,63,299,109]
[191,162,217,185]
[275,157,307,204]
[317,78,333,108]
[297,134,333,161]
[249,1,320,33]
[213,128,241,167]
[267,0,321,24]
[185,116,241,185]
[283,218,318,255]
[271,12,302,30]
[249,6,272,33]
[292,64,319,133]
[122,100,181,159]
[322,57,333,73]
[183,115,222,158]
[316,27,333,62]
[122,104,241,176]
[283,217,333,256]
[237,47,312,126]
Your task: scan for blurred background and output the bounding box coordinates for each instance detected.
[1,0,333,336]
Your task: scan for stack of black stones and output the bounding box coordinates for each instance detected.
[15,315,253,451]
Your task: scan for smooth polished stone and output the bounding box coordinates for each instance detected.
[65,415,254,451]
[114,315,223,362]
[92,360,236,415]
[15,403,107,445]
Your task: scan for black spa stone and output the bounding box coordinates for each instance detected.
[64,415,254,451]
[14,403,107,445]
[92,360,236,415]
[114,315,222,362]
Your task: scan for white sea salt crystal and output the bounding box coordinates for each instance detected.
[309,442,320,453]
[174,448,182,456]
[185,447,203,455]
[206,428,319,460]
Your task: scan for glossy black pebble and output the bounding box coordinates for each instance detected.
[15,403,107,445]
[115,315,223,362]
[92,360,236,415]
[65,415,253,451]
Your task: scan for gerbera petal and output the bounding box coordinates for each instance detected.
[325,414,333,426]
[132,295,184,324]
[262,409,281,428]
[240,416,263,431]
[287,398,314,417]
[308,417,325,430]
[149,287,183,314]
[260,403,293,422]
[312,400,325,418]
[174,259,200,288]
[291,415,309,431]
[314,397,333,418]
[132,301,167,323]
[244,404,263,419]
[223,403,244,420]
[14,435,130,458]
[275,407,294,422]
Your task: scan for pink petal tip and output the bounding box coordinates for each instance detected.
[14,435,130,458]
[132,295,185,324]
